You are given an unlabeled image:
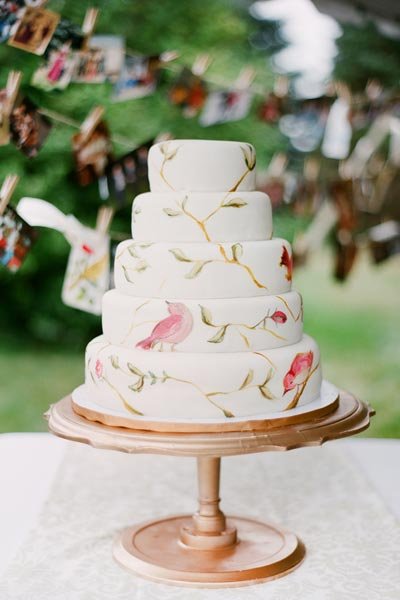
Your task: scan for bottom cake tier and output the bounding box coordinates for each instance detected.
[85,334,322,419]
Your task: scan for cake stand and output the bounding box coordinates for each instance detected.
[46,389,374,588]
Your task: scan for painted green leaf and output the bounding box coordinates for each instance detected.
[259,384,274,400]
[208,325,228,343]
[122,266,135,283]
[222,198,248,208]
[239,369,254,390]
[223,408,234,418]
[169,248,192,262]
[127,244,139,258]
[185,260,209,279]
[135,260,148,273]
[231,243,243,261]
[163,208,182,217]
[261,367,274,387]
[138,242,153,249]
[199,304,213,326]
[110,355,119,369]
[181,194,189,210]
[127,363,144,377]
[129,377,144,393]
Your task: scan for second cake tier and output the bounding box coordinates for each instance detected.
[102,289,303,352]
[114,238,293,298]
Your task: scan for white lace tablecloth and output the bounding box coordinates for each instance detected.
[0,435,399,599]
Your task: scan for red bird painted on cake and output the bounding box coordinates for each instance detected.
[283,351,313,394]
[136,302,193,350]
[280,245,293,281]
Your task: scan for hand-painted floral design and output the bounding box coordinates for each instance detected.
[283,351,319,410]
[169,243,267,289]
[163,193,248,242]
[99,348,278,418]
[95,359,103,378]
[228,145,256,192]
[118,242,152,284]
[157,142,180,190]
[136,301,193,350]
[280,245,293,282]
[199,304,287,347]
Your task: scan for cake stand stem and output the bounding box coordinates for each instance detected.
[180,456,237,549]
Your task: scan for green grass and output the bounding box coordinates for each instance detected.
[0,249,399,436]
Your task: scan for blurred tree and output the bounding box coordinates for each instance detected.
[334,21,400,91]
[0,0,284,349]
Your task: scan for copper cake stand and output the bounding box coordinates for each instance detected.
[46,390,374,588]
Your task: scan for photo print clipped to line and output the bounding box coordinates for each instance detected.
[62,225,110,315]
[200,88,253,127]
[8,5,60,55]
[0,205,37,272]
[98,140,153,209]
[72,35,124,84]
[112,54,162,102]
[0,0,25,44]
[9,95,52,157]
[169,66,208,118]
[72,120,113,187]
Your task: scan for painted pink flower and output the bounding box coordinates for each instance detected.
[82,244,94,254]
[95,359,103,378]
[283,351,313,394]
[271,310,287,324]
[280,245,293,282]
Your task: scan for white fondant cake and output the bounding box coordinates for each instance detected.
[82,139,323,421]
[132,191,273,242]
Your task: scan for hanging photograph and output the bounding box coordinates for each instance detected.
[73,35,124,83]
[72,121,113,187]
[0,0,24,43]
[112,54,161,102]
[98,140,153,208]
[8,6,60,55]
[200,88,253,126]
[0,205,37,272]
[168,66,208,117]
[9,96,52,157]
[44,16,85,57]
[31,42,78,91]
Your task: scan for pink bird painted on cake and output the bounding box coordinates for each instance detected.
[136,302,193,350]
[283,351,313,394]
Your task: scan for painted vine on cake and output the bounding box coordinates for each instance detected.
[162,193,248,242]
[168,243,267,289]
[198,304,292,347]
[89,342,319,417]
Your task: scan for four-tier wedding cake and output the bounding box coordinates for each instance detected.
[83,140,323,420]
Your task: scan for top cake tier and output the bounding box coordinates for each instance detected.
[148,140,256,192]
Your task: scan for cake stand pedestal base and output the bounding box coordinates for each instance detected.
[46,392,373,588]
[113,456,305,587]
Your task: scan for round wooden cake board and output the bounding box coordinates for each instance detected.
[46,392,374,587]
[71,380,340,433]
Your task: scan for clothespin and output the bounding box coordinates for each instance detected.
[191,54,212,77]
[78,105,104,145]
[4,71,22,116]
[96,205,114,234]
[304,157,320,182]
[159,50,179,63]
[273,75,289,98]
[266,153,288,178]
[233,66,256,91]
[81,7,99,49]
[0,175,19,216]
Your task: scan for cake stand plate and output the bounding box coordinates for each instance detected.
[45,391,373,588]
[71,380,339,433]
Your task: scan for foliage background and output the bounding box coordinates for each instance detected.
[0,1,399,437]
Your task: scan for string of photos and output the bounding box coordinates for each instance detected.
[0,1,399,315]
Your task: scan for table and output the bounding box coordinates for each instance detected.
[0,433,399,597]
